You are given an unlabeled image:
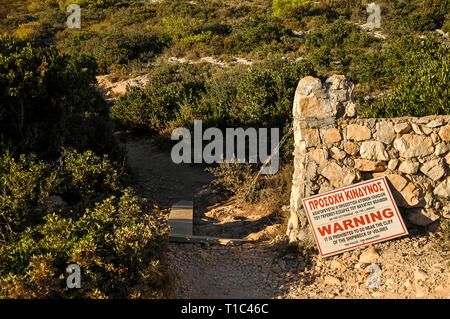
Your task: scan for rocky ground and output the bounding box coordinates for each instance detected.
[282,232,450,299]
[194,192,283,240]
[168,229,449,299]
[95,56,253,103]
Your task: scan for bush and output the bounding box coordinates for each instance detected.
[112,57,315,161]
[0,24,171,300]
[0,152,58,241]
[272,0,311,19]
[0,189,170,298]
[58,112,119,158]
[234,58,315,129]
[306,18,373,49]
[362,36,449,117]
[407,12,440,31]
[58,148,124,201]
[13,21,44,41]
[0,148,170,298]
[111,63,211,132]
[405,0,448,32]
[0,148,124,241]
[60,29,164,74]
[309,46,331,68]
[223,16,289,54]
[175,66,243,128]
[0,36,107,158]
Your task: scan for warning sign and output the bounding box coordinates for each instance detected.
[303,176,408,258]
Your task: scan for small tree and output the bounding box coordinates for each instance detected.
[0,36,105,156]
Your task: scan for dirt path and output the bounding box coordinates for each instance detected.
[124,137,212,209]
[122,136,288,298]
[123,136,450,299]
[167,242,292,299]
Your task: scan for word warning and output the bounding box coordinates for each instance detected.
[303,176,408,258]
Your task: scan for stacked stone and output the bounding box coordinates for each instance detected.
[288,75,450,243]
[288,74,356,243]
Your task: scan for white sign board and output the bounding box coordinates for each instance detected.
[303,176,408,258]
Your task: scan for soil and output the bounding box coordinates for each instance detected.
[124,136,212,209]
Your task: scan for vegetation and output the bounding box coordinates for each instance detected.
[0,36,170,298]
[360,36,449,117]
[111,57,315,135]
[272,0,311,19]
[0,36,114,158]
[0,150,169,298]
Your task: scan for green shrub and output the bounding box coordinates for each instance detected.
[0,189,170,298]
[60,29,164,74]
[224,16,289,54]
[59,113,119,159]
[272,0,311,19]
[109,86,151,129]
[407,12,440,31]
[236,69,278,124]
[0,147,170,298]
[176,66,244,128]
[0,152,59,241]
[112,57,315,161]
[0,148,124,240]
[111,63,211,132]
[58,148,123,201]
[13,21,44,41]
[348,48,386,91]
[0,36,107,158]
[306,18,373,49]
[362,36,449,117]
[232,58,315,129]
[0,16,171,300]
[309,46,331,68]
[178,58,316,130]
[405,0,448,32]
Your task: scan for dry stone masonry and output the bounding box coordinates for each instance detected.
[287,75,450,243]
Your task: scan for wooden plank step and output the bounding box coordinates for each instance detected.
[167,200,193,236]
[168,200,252,245]
[169,234,252,245]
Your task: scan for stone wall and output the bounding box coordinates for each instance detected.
[287,75,450,243]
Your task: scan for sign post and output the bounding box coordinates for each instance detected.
[303,176,408,258]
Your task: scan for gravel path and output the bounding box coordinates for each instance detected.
[168,243,288,299]
[168,234,449,299]
[124,137,212,209]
